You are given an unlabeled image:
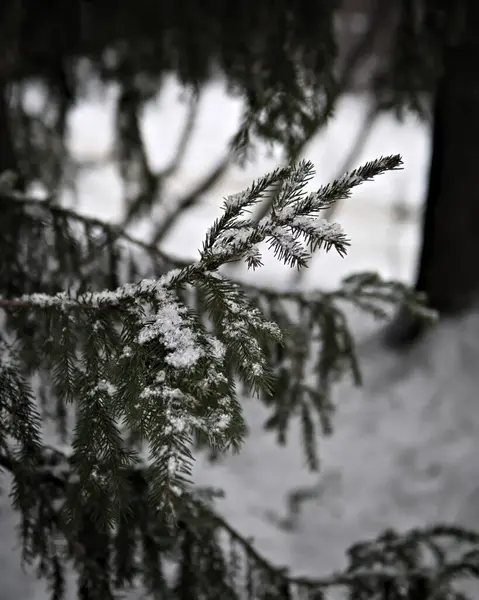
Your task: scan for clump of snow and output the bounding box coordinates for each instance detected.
[224,190,249,209]
[291,215,345,239]
[168,455,177,477]
[215,413,231,430]
[97,380,116,397]
[210,338,226,360]
[138,297,203,369]
[18,291,75,309]
[120,345,132,358]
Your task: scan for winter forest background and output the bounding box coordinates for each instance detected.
[2,0,479,598]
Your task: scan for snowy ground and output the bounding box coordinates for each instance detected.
[2,77,479,598]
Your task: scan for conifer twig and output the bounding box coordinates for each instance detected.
[0,446,475,597]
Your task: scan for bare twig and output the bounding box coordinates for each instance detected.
[162,90,200,178]
[121,88,202,229]
[150,154,231,245]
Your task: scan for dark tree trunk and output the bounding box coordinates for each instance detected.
[387,1,479,346]
[0,81,29,300]
[0,82,17,174]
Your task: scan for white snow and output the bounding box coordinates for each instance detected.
[138,297,202,369]
[2,76,479,598]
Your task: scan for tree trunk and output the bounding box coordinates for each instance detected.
[387,2,479,346]
[0,81,29,300]
[0,82,17,174]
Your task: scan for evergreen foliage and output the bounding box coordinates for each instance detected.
[0,1,460,197]
[2,156,477,599]
[1,1,479,598]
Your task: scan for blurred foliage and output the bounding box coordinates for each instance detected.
[0,1,476,598]
[0,0,460,198]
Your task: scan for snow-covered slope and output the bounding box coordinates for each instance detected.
[3,77,479,598]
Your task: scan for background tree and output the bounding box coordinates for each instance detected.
[392,1,479,343]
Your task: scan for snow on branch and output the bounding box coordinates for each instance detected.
[0,156,406,524]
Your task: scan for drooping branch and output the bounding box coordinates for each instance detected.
[1,446,477,599]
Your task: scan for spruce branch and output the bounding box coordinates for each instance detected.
[0,446,477,600]
[0,156,434,484]
[0,191,182,268]
[0,155,457,599]
[0,157,406,523]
